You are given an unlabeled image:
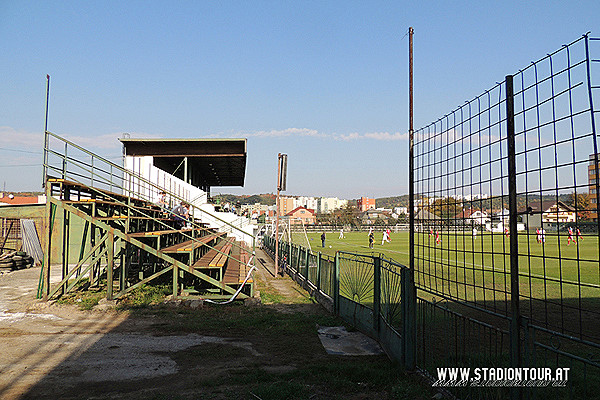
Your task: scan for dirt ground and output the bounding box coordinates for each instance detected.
[0,250,429,400]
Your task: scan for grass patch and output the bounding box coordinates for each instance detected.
[55,278,107,310]
[116,284,172,309]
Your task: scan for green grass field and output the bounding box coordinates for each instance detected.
[289,228,600,344]
[291,229,600,303]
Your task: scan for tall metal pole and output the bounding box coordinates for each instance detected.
[406,26,416,371]
[42,74,50,188]
[408,27,414,273]
[275,153,281,276]
[506,74,521,400]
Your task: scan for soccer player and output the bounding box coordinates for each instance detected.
[435,230,441,245]
[567,227,576,245]
[577,228,583,241]
[339,228,344,239]
[472,227,477,238]
[381,230,390,245]
[536,228,541,243]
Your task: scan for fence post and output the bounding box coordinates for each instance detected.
[316,252,322,294]
[288,240,292,277]
[506,74,522,400]
[402,267,416,371]
[334,251,340,315]
[305,248,310,288]
[373,256,381,336]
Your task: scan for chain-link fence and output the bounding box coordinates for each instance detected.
[412,33,600,399]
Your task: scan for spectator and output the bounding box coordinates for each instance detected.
[157,191,168,211]
[171,201,189,229]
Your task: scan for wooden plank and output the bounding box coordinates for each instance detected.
[191,241,226,269]
[161,232,224,253]
[210,243,232,268]
[128,227,200,238]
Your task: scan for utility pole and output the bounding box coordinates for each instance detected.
[42,74,50,188]
[405,26,416,371]
[275,153,287,275]
[408,26,414,273]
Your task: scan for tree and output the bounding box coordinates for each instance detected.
[567,192,592,221]
[430,197,462,220]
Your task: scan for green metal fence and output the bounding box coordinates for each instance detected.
[262,235,417,371]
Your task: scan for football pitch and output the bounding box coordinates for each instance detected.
[290,229,600,302]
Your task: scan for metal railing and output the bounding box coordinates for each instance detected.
[262,235,417,371]
[43,131,254,252]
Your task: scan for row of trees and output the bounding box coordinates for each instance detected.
[424,192,594,221]
[314,205,408,227]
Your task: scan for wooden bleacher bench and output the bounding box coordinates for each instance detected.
[160,232,225,253]
[222,243,253,285]
[128,227,200,238]
[191,241,233,269]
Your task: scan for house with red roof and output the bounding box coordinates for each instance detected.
[285,206,316,225]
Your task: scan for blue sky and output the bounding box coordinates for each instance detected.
[1,1,599,198]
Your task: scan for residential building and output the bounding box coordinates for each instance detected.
[394,207,408,216]
[359,209,389,225]
[277,196,295,217]
[454,209,490,225]
[357,197,376,212]
[520,201,576,228]
[286,206,316,225]
[0,193,45,205]
[295,196,319,211]
[318,197,348,214]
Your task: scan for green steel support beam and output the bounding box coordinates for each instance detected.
[61,209,70,295]
[90,202,96,286]
[114,264,174,299]
[49,231,109,298]
[50,197,240,296]
[172,260,178,297]
[40,193,56,300]
[107,231,114,300]
[77,220,90,277]
[55,246,108,298]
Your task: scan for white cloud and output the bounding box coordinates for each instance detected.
[238,128,409,141]
[247,128,323,138]
[0,127,164,152]
[0,126,44,148]
[363,131,409,141]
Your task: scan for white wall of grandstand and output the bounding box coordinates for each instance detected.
[124,156,255,243]
[124,156,208,208]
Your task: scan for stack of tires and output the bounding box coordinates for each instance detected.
[0,257,13,273]
[0,251,35,273]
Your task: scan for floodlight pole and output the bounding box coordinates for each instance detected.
[406,26,416,371]
[275,153,282,276]
[275,153,288,276]
[42,74,50,188]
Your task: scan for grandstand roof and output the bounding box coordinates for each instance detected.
[119,138,247,190]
